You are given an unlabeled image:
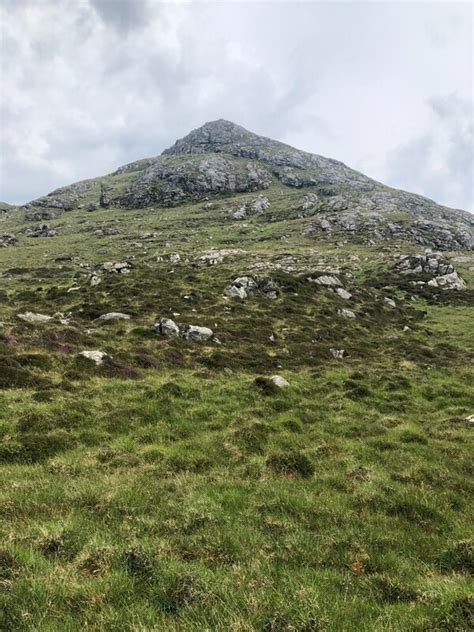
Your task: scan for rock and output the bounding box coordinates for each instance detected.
[79,350,109,365]
[271,375,289,388]
[224,275,278,299]
[0,233,18,247]
[154,318,180,337]
[308,275,342,287]
[25,223,57,238]
[394,254,466,290]
[298,193,319,212]
[181,324,214,342]
[433,271,466,290]
[335,287,352,300]
[90,275,101,287]
[224,284,248,299]
[17,312,53,323]
[99,183,111,208]
[101,261,131,274]
[330,348,346,359]
[338,308,356,319]
[384,297,397,308]
[465,414,474,425]
[98,312,131,321]
[231,195,270,219]
[168,253,181,263]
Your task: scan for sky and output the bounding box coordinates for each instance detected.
[0,0,473,211]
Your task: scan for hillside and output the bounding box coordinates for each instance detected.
[0,121,473,631]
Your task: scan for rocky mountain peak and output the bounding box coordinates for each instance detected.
[162,119,266,156]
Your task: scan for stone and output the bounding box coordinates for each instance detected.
[154,318,180,337]
[330,348,346,359]
[98,312,131,321]
[25,223,57,238]
[0,233,17,247]
[181,324,214,342]
[231,195,270,219]
[224,284,247,299]
[271,375,290,388]
[79,350,109,365]
[335,287,352,300]
[168,253,181,263]
[17,312,52,323]
[384,297,397,308]
[338,308,356,319]
[224,275,278,300]
[90,275,102,287]
[434,271,466,290]
[309,275,342,287]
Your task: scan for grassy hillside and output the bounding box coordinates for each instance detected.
[0,190,473,630]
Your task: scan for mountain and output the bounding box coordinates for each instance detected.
[0,120,473,630]
[22,119,473,250]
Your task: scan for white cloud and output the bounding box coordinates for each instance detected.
[0,0,472,210]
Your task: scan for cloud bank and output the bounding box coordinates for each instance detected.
[0,0,472,210]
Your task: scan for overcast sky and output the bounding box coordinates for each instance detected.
[1,0,472,210]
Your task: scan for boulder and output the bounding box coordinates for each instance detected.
[224,275,278,299]
[231,195,270,219]
[338,308,356,319]
[384,297,397,308]
[79,350,109,365]
[335,287,352,300]
[271,375,290,388]
[17,312,53,324]
[154,318,180,337]
[98,312,131,321]
[309,275,342,287]
[181,324,214,342]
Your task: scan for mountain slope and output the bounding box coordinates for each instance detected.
[0,121,473,630]
[20,120,473,251]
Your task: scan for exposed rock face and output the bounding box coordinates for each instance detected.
[395,254,466,290]
[120,154,272,208]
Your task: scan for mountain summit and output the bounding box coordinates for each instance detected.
[19,119,473,250]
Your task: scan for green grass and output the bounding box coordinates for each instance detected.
[0,196,473,630]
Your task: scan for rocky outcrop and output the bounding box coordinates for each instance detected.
[0,233,17,247]
[231,195,270,219]
[120,154,272,208]
[25,224,57,238]
[394,254,466,290]
[224,276,278,300]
